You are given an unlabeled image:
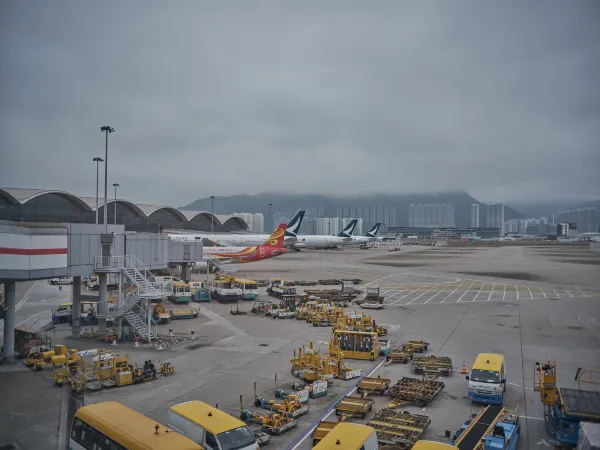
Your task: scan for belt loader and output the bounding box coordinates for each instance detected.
[451,405,520,450]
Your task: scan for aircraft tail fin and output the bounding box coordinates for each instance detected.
[366,223,381,237]
[338,219,357,237]
[285,211,305,237]
[262,223,287,248]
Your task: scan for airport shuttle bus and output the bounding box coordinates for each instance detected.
[313,423,378,449]
[234,278,259,300]
[70,401,203,450]
[466,353,506,404]
[168,401,258,450]
[169,281,192,304]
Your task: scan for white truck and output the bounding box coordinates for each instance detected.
[87,274,119,290]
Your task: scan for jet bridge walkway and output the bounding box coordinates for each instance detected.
[455,404,503,450]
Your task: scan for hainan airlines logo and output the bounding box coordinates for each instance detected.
[267,227,285,246]
[259,247,266,258]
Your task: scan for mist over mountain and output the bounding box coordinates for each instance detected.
[182,191,526,228]
[506,199,600,218]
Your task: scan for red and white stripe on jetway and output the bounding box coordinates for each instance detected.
[0,234,67,270]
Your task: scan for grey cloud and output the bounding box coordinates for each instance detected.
[1,1,599,206]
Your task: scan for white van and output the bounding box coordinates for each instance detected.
[168,401,258,450]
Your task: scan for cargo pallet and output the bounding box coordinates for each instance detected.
[388,377,445,406]
[335,395,375,418]
[366,409,431,448]
[310,421,339,445]
[356,376,391,395]
[412,355,453,376]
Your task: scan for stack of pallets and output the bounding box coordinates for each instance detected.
[412,355,453,377]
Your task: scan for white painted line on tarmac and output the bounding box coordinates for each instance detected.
[472,281,485,302]
[410,281,445,305]
[487,283,495,301]
[457,280,476,303]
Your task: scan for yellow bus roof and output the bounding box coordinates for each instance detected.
[169,401,245,435]
[412,441,459,450]
[75,401,202,450]
[314,423,375,449]
[472,353,504,371]
[171,281,190,287]
[333,330,378,337]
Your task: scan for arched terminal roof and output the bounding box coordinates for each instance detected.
[0,188,248,231]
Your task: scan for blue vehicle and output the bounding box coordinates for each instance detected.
[451,405,519,450]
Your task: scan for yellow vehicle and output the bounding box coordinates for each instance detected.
[412,442,459,450]
[70,401,203,450]
[313,423,378,449]
[168,401,259,450]
[329,330,380,361]
[169,281,192,304]
[467,353,506,404]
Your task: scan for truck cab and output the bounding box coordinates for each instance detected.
[467,353,506,404]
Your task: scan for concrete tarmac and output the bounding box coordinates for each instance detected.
[1,244,599,449]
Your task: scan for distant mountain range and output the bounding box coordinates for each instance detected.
[181,191,543,228]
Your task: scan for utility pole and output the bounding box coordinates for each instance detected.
[93,157,104,224]
[100,126,115,232]
[113,183,120,224]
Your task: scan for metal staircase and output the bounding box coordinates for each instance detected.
[208,259,237,276]
[95,256,168,342]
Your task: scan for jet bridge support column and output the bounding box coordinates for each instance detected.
[1,282,16,364]
[98,274,108,335]
[71,276,82,338]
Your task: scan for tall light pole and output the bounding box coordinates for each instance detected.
[210,196,215,233]
[328,220,331,235]
[93,157,104,224]
[112,183,120,225]
[268,203,272,231]
[100,126,115,232]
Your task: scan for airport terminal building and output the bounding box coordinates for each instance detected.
[0,188,248,233]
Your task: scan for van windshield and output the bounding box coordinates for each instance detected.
[471,369,501,383]
[217,426,256,450]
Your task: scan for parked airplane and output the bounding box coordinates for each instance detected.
[344,223,382,245]
[289,219,358,249]
[196,223,289,269]
[168,211,305,247]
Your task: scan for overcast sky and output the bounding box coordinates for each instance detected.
[1,1,599,205]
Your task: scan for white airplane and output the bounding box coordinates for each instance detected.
[343,223,382,245]
[289,220,358,249]
[168,211,305,247]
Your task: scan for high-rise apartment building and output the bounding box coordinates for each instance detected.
[470,204,480,228]
[556,207,599,233]
[232,212,264,233]
[486,204,505,235]
[408,204,455,228]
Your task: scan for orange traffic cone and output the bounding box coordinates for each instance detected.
[460,360,468,374]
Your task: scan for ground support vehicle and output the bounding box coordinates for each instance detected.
[152,304,171,324]
[272,310,295,319]
[192,288,211,302]
[402,340,430,353]
[312,318,332,327]
[367,409,431,448]
[335,395,375,418]
[413,355,453,377]
[451,405,519,450]
[361,302,384,310]
[274,387,309,404]
[534,361,600,446]
[253,383,310,418]
[356,376,391,395]
[251,301,273,314]
[379,339,392,356]
[26,344,68,370]
[169,281,192,304]
[268,285,297,298]
[311,421,339,445]
[365,286,385,303]
[169,308,198,320]
[388,377,446,406]
[239,410,298,435]
[386,349,413,364]
[210,275,242,303]
[280,293,307,307]
[329,330,380,361]
[14,326,51,359]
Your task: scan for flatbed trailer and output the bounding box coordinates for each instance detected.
[402,340,429,353]
[367,409,431,448]
[412,355,453,376]
[388,377,445,406]
[335,395,375,418]
[311,421,339,445]
[387,349,413,364]
[356,376,391,395]
[452,405,519,450]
